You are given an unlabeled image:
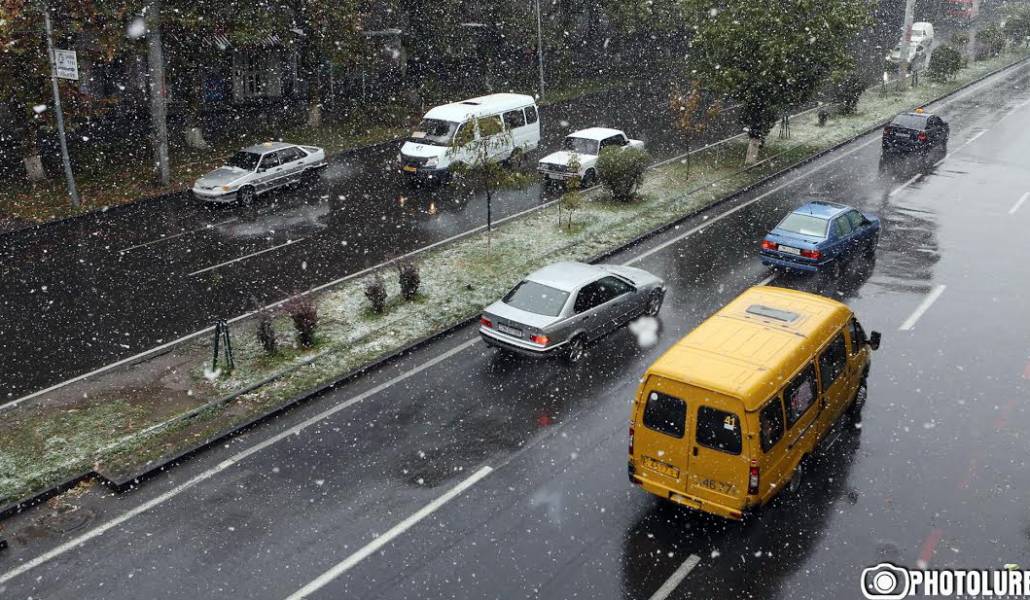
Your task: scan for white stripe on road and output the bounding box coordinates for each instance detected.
[648,555,702,600]
[1009,192,1029,215]
[899,284,946,331]
[0,337,481,586]
[188,237,308,276]
[757,272,778,286]
[284,466,494,600]
[117,218,239,254]
[889,174,922,197]
[965,130,986,145]
[625,137,880,266]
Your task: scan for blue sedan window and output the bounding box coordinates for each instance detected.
[777,213,829,238]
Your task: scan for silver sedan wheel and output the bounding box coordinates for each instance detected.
[237,186,256,207]
[565,336,586,364]
[646,291,664,316]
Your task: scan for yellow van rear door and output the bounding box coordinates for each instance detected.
[687,398,750,507]
[636,388,690,489]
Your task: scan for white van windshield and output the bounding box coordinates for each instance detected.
[411,119,459,146]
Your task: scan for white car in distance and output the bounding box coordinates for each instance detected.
[192,141,327,205]
[537,128,644,187]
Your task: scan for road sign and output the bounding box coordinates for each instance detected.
[54,49,78,80]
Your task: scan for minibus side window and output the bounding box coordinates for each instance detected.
[524,105,538,124]
[785,364,818,427]
[759,397,785,452]
[696,406,742,454]
[848,319,864,355]
[642,391,686,438]
[503,109,526,129]
[818,332,848,392]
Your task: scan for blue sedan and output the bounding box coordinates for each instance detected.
[760,201,881,274]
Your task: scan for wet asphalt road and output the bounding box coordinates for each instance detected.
[2,61,1030,600]
[0,85,753,401]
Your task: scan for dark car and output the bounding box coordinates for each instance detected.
[760,201,881,275]
[881,110,949,155]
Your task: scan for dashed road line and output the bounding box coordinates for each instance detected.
[187,237,307,276]
[649,555,703,600]
[117,218,239,254]
[899,284,946,331]
[1009,192,1028,215]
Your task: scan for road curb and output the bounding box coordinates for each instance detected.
[2,56,1027,522]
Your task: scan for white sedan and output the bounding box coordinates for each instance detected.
[537,127,644,187]
[192,141,327,205]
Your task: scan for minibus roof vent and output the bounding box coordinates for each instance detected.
[745,304,799,323]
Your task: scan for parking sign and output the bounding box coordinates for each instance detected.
[54,49,78,80]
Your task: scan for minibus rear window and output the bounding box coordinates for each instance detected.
[643,392,686,438]
[696,406,742,454]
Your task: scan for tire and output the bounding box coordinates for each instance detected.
[825,257,843,279]
[645,290,664,317]
[564,335,587,365]
[237,186,256,207]
[787,458,805,495]
[581,169,596,189]
[865,235,879,260]
[302,168,319,186]
[848,377,868,422]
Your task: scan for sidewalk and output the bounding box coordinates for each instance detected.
[2,48,1027,515]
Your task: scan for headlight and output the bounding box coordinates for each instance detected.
[424,157,438,168]
[222,184,238,192]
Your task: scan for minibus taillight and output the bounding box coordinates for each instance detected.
[748,459,760,495]
[628,426,635,456]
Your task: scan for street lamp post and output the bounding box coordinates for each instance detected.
[535,0,545,100]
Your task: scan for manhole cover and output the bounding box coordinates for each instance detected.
[41,508,94,534]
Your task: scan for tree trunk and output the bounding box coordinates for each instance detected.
[146,0,170,186]
[22,126,46,182]
[744,137,762,166]
[306,60,322,129]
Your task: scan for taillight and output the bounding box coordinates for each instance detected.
[801,248,821,260]
[480,316,493,328]
[917,131,928,142]
[529,334,549,345]
[628,426,635,456]
[761,240,777,251]
[748,459,760,495]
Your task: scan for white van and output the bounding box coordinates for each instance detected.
[910,22,934,46]
[398,93,540,180]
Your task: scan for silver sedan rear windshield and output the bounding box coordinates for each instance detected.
[777,213,829,238]
[503,281,570,317]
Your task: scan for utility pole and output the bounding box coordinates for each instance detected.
[42,8,79,207]
[535,0,545,101]
[900,0,917,86]
[145,0,170,186]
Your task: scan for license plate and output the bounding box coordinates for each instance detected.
[642,456,680,479]
[497,324,522,337]
[894,132,909,138]
[402,165,417,173]
[779,245,801,255]
[548,173,563,180]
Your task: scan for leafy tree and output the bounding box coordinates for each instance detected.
[684,0,871,165]
[670,82,720,176]
[975,24,1006,61]
[832,72,866,115]
[597,146,649,202]
[1004,6,1030,47]
[559,155,584,231]
[928,46,962,82]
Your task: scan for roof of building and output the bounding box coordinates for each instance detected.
[646,286,853,406]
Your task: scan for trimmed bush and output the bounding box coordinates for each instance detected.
[928,46,962,82]
[975,25,1005,60]
[364,275,388,314]
[597,147,650,202]
[284,296,318,348]
[255,311,278,355]
[832,73,865,115]
[396,260,421,301]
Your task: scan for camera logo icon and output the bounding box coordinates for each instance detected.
[861,563,911,599]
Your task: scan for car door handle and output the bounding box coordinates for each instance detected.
[692,447,699,457]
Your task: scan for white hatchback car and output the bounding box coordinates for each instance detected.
[537,127,644,187]
[192,142,327,205]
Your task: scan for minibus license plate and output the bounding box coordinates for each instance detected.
[497,324,522,337]
[779,245,801,255]
[402,165,417,173]
[643,456,679,478]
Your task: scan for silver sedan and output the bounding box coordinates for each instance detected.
[479,261,666,363]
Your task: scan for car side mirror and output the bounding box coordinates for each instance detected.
[868,331,882,351]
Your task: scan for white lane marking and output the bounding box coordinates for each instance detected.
[758,272,778,286]
[899,284,946,331]
[625,137,880,266]
[1009,192,1029,215]
[284,466,494,600]
[0,337,481,586]
[117,218,239,254]
[889,174,922,197]
[648,554,702,600]
[187,237,307,277]
[965,130,986,145]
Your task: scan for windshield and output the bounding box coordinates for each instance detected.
[891,114,928,129]
[562,137,600,155]
[226,151,260,171]
[411,119,459,146]
[502,280,570,317]
[777,213,829,238]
